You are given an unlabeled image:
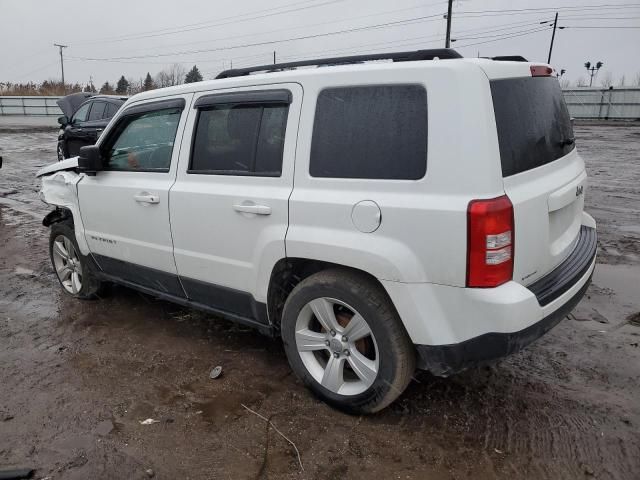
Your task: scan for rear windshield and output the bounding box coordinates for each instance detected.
[490,76,574,177]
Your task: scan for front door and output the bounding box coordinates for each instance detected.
[77,96,191,295]
[170,84,302,321]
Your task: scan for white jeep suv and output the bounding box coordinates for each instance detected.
[37,49,596,413]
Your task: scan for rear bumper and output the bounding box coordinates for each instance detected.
[415,271,592,376]
[383,223,597,376]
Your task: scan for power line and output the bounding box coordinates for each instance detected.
[455,5,640,19]
[454,25,551,41]
[455,3,640,14]
[78,0,344,45]
[561,25,640,28]
[68,17,550,69]
[69,13,448,61]
[74,2,448,59]
[455,28,551,49]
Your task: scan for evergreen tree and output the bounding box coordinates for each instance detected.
[143,72,155,91]
[184,65,203,83]
[115,75,129,94]
[99,81,115,94]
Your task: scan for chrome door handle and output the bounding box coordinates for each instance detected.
[233,203,272,215]
[134,193,160,204]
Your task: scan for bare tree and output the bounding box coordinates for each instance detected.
[618,75,626,87]
[634,71,640,86]
[155,64,186,88]
[599,72,614,88]
[155,70,171,88]
[559,77,571,89]
[575,76,588,87]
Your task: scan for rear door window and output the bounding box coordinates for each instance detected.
[490,77,575,177]
[190,103,289,176]
[88,101,106,121]
[105,103,119,119]
[310,85,427,180]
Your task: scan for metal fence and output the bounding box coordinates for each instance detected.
[0,96,62,116]
[1,88,640,119]
[563,87,640,120]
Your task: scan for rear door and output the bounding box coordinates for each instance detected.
[489,72,586,285]
[82,101,109,145]
[169,84,301,321]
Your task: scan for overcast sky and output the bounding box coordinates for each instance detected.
[2,0,639,87]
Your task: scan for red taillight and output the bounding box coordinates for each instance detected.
[467,195,514,288]
[530,65,553,77]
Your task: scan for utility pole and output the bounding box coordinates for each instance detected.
[53,43,67,91]
[547,12,558,64]
[445,0,453,48]
[273,51,277,64]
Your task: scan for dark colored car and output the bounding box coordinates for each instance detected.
[57,93,126,160]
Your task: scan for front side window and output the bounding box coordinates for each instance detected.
[190,103,288,176]
[72,103,91,124]
[310,85,428,180]
[103,107,182,172]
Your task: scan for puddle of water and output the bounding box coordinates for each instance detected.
[14,266,35,276]
[593,263,640,310]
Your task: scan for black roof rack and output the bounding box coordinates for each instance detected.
[490,55,528,62]
[216,48,462,79]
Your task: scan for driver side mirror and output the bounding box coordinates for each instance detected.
[78,145,103,176]
[58,115,69,127]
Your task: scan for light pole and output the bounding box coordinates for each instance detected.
[584,61,603,87]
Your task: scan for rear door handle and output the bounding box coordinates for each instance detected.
[134,193,160,204]
[233,203,272,215]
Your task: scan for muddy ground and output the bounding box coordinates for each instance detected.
[0,123,639,480]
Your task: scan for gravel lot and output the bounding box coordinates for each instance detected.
[1,122,639,479]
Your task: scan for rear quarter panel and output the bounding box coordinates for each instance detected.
[287,61,505,286]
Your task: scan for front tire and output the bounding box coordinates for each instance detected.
[49,221,102,299]
[281,269,415,414]
[57,142,65,161]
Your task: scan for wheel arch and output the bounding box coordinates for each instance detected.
[267,257,396,330]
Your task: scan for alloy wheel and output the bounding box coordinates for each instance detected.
[52,235,83,294]
[295,297,379,396]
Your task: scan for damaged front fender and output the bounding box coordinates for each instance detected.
[39,168,90,256]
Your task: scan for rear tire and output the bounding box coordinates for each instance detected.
[281,269,415,414]
[49,221,102,299]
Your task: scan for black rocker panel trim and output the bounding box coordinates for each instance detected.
[92,254,269,328]
[94,254,184,297]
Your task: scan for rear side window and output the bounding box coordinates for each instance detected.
[491,77,575,177]
[190,103,288,176]
[310,85,427,180]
